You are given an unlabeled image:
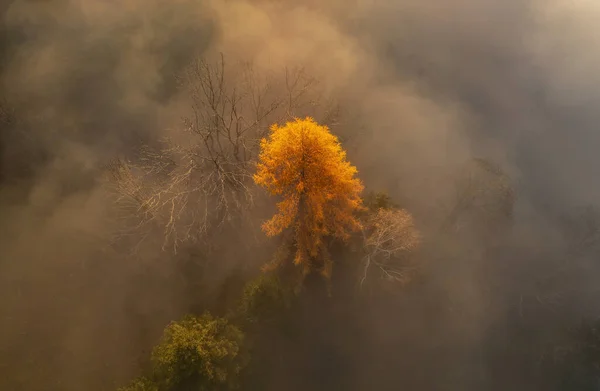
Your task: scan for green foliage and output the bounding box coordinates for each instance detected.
[363,191,396,212]
[238,274,290,325]
[151,313,246,391]
[118,377,158,391]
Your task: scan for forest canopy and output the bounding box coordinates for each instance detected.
[4,1,600,390]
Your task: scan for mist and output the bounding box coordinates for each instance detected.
[2,0,600,390]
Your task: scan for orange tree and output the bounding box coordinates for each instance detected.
[254,117,364,277]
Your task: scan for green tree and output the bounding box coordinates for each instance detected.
[238,274,290,325]
[363,191,396,212]
[151,314,246,391]
[118,377,158,391]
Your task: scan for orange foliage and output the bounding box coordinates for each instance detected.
[254,117,364,276]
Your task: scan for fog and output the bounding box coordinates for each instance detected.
[2,0,600,390]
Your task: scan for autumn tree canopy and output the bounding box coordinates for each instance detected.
[254,117,364,277]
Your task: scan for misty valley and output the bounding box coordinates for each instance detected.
[2,1,600,390]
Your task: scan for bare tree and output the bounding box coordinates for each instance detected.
[360,208,421,288]
[105,54,339,253]
[442,158,515,237]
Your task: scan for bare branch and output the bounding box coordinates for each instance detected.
[361,208,421,288]
[442,158,515,235]
[105,54,334,253]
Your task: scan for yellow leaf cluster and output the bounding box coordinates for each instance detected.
[254,117,364,273]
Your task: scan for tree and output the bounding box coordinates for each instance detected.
[363,191,397,212]
[360,207,421,288]
[105,55,339,253]
[238,274,290,325]
[118,377,158,391]
[442,158,515,240]
[151,314,246,391]
[254,117,364,277]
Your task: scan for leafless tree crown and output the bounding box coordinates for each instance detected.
[361,208,421,288]
[105,54,340,253]
[443,158,515,235]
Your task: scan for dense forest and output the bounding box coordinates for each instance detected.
[2,0,600,390]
